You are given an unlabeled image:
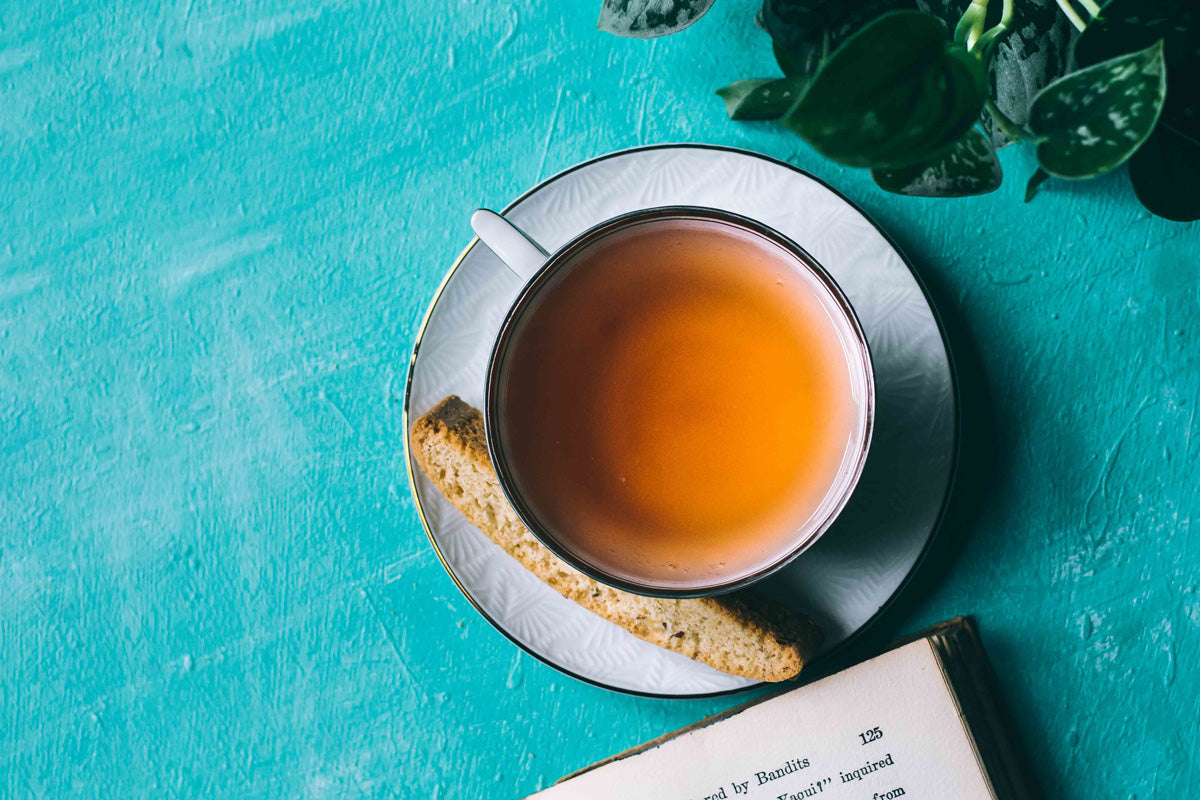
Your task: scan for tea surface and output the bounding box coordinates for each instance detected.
[499,220,861,587]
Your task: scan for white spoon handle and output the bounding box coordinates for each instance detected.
[470,209,549,283]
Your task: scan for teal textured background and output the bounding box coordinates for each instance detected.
[1,1,1197,797]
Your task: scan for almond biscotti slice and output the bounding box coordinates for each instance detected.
[409,395,822,682]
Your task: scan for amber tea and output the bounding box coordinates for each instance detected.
[493,216,870,591]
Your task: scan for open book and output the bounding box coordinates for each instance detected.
[526,618,1036,800]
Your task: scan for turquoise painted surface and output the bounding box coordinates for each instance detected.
[0,0,1196,797]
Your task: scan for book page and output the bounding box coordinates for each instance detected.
[527,640,995,800]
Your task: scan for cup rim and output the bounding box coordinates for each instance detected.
[484,205,876,598]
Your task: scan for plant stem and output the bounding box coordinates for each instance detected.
[976,0,1016,55]
[968,0,988,49]
[955,0,990,50]
[986,98,1031,142]
[1055,0,1089,32]
[1000,0,1014,26]
[1077,0,1102,16]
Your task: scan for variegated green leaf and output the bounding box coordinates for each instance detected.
[1074,0,1200,140]
[716,78,806,120]
[872,128,1002,197]
[598,0,716,38]
[1028,41,1166,179]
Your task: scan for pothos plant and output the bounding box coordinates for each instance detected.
[598,0,1200,221]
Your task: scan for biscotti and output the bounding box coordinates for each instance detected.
[409,395,822,682]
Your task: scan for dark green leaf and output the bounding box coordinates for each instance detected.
[761,0,907,78]
[598,0,716,38]
[782,11,988,170]
[1028,41,1166,179]
[716,78,807,120]
[872,128,1002,196]
[1025,168,1051,202]
[920,0,1075,147]
[1129,123,1200,221]
[773,38,820,78]
[1074,0,1200,139]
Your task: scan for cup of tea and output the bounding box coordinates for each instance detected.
[472,206,874,597]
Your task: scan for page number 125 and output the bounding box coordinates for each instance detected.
[858,727,883,745]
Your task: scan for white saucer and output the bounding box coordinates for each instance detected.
[404,145,957,697]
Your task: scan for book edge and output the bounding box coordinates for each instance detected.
[929,631,1003,800]
[931,622,1043,800]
